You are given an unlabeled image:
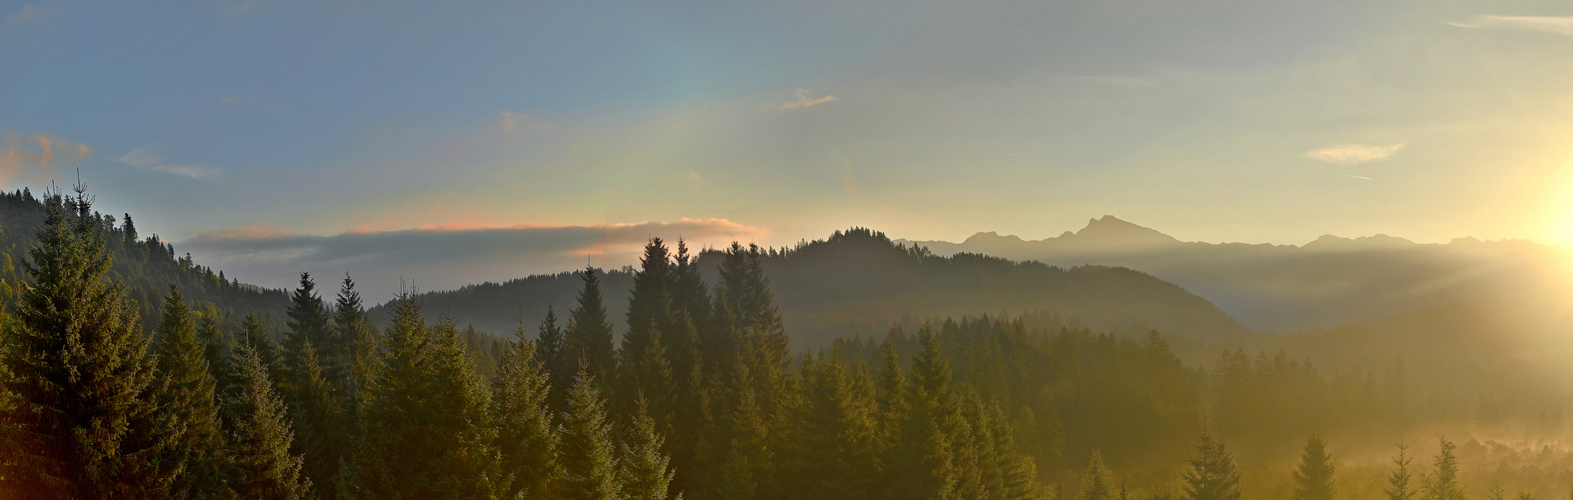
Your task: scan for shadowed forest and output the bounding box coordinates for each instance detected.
[4,189,1573,500]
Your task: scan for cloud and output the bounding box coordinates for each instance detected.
[3,4,41,24]
[180,218,770,299]
[1304,143,1404,165]
[0,132,93,183]
[778,89,837,110]
[497,110,549,133]
[1449,16,1573,36]
[117,146,221,180]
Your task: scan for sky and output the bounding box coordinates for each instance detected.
[3,0,1573,298]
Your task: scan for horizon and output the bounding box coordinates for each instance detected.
[6,1,1573,294]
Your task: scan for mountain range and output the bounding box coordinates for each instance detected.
[899,216,1570,332]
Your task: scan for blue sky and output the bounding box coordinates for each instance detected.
[4,0,1573,297]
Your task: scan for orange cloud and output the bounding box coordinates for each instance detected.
[194,221,296,241]
[0,132,94,183]
[778,88,837,110]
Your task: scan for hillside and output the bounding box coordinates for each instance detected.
[378,228,1251,348]
[0,188,290,331]
[901,216,1568,332]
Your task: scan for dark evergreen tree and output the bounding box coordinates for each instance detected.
[536,306,574,413]
[332,273,375,405]
[493,322,561,500]
[227,342,311,500]
[286,340,344,496]
[777,351,881,500]
[557,366,621,500]
[282,272,332,389]
[0,190,179,498]
[1292,430,1336,500]
[153,284,229,498]
[882,327,959,500]
[1181,429,1241,500]
[565,267,616,389]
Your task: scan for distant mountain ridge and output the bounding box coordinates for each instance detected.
[899,216,1566,332]
[382,228,1251,347]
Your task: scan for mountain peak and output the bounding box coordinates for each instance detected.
[1068,215,1179,246]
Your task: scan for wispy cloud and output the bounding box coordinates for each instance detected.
[1054,75,1162,88]
[182,218,770,298]
[3,4,41,25]
[1304,143,1404,165]
[0,132,93,183]
[117,146,221,180]
[1449,16,1573,36]
[778,89,837,110]
[497,110,549,133]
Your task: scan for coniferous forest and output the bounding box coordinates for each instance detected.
[3,189,1573,500]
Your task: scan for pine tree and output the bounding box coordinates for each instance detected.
[333,273,377,412]
[282,272,332,389]
[227,342,311,499]
[0,189,179,498]
[777,351,881,500]
[557,366,621,500]
[566,267,616,388]
[354,302,501,499]
[493,322,561,500]
[1293,430,1336,500]
[1079,451,1117,500]
[153,284,229,497]
[536,307,574,414]
[239,312,283,379]
[197,303,239,404]
[883,327,959,500]
[1181,428,1242,500]
[1421,437,1465,500]
[286,340,344,496]
[620,398,680,500]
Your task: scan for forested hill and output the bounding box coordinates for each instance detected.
[0,188,289,331]
[375,228,1251,347]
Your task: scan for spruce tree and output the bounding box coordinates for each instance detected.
[286,340,344,496]
[153,284,229,498]
[333,273,377,412]
[0,190,179,498]
[1293,430,1336,500]
[282,272,332,389]
[536,307,573,414]
[1079,451,1117,500]
[565,267,616,388]
[1421,437,1465,500]
[493,322,561,500]
[557,366,621,500]
[197,303,239,403]
[778,351,881,500]
[883,327,959,500]
[620,398,680,500]
[1181,428,1241,500]
[227,342,311,499]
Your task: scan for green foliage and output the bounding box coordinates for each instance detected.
[1420,437,1465,500]
[566,267,616,389]
[557,367,621,500]
[1385,442,1415,500]
[1079,451,1116,500]
[1291,430,1335,500]
[493,322,561,500]
[227,342,311,499]
[0,191,179,498]
[153,284,229,497]
[1181,429,1241,500]
[620,399,679,500]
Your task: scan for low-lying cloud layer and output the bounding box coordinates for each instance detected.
[182,218,768,300]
